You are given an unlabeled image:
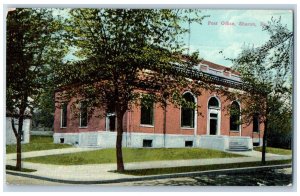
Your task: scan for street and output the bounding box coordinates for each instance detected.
[113,167,293,186]
[5,167,292,186]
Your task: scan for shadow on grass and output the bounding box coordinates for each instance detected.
[6,165,37,173]
[113,159,292,176]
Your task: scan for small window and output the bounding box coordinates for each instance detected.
[210,113,218,118]
[140,98,154,125]
[60,138,64,143]
[80,101,88,127]
[61,103,67,127]
[185,141,193,147]
[143,139,153,147]
[253,113,259,133]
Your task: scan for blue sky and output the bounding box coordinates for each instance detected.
[61,9,293,67]
[185,9,293,67]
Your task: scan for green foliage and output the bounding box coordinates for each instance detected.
[6,8,67,123]
[55,9,207,116]
[6,8,68,169]
[23,148,243,165]
[267,99,292,149]
[226,18,292,137]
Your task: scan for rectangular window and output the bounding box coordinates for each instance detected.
[140,99,154,125]
[181,108,195,128]
[253,114,259,133]
[230,117,239,131]
[143,139,153,147]
[80,101,88,127]
[185,141,193,147]
[61,103,67,128]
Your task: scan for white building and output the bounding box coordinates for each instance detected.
[6,117,31,144]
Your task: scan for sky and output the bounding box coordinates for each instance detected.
[58,8,294,67]
[185,9,293,67]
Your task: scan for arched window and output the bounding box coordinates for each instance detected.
[208,97,220,135]
[181,92,196,128]
[230,101,240,131]
[208,97,219,108]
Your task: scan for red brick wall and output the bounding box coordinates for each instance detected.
[54,90,263,139]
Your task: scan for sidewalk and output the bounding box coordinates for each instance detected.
[5,148,292,184]
[6,147,100,159]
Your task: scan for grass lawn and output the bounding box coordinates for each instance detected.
[6,135,72,154]
[23,148,244,165]
[117,159,292,176]
[254,147,292,155]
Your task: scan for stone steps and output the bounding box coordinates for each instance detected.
[229,141,250,151]
[229,146,250,151]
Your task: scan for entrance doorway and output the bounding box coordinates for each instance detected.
[208,97,221,135]
[106,113,116,131]
[209,113,218,135]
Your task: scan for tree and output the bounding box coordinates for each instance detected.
[6,8,67,170]
[32,66,57,131]
[221,18,293,164]
[267,98,292,149]
[55,9,208,172]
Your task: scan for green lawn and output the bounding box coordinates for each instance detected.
[254,147,292,155]
[6,136,72,154]
[117,159,292,176]
[23,148,244,165]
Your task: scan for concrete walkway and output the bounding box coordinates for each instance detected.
[5,148,292,183]
[6,147,100,159]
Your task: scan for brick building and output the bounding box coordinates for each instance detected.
[53,60,262,151]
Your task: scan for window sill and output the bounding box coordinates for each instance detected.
[79,127,88,128]
[230,130,240,132]
[181,127,195,130]
[60,127,67,129]
[140,124,154,128]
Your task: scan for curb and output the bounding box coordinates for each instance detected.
[6,164,292,185]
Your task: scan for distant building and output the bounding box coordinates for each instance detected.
[53,60,262,151]
[6,116,31,144]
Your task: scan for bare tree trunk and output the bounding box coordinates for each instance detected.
[17,114,24,170]
[163,101,167,148]
[11,118,22,171]
[262,118,268,165]
[116,109,125,172]
[262,99,269,165]
[16,134,22,170]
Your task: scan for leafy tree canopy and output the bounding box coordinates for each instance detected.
[55,9,208,115]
